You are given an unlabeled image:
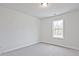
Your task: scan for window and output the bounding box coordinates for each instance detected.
[52,19,63,38]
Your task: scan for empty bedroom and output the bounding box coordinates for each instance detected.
[0,3,79,56]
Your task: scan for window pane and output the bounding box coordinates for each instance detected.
[52,20,63,38]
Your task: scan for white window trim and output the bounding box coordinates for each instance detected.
[52,19,64,39]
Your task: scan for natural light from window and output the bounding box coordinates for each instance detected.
[52,19,63,39]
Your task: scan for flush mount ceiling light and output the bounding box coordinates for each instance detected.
[41,3,48,7]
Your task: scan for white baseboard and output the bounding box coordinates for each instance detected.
[1,41,79,55]
[0,41,39,55]
[40,41,79,51]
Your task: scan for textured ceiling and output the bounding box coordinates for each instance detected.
[0,3,79,18]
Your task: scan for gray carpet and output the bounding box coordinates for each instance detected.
[0,43,79,56]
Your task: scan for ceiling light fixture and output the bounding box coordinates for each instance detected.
[41,3,48,7]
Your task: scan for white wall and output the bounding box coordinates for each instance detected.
[0,6,40,54]
[0,5,79,54]
[40,9,79,50]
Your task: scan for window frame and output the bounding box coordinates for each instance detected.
[52,19,64,39]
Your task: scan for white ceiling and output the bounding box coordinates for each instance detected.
[0,3,79,18]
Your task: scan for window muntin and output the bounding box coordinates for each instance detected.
[52,20,63,38]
